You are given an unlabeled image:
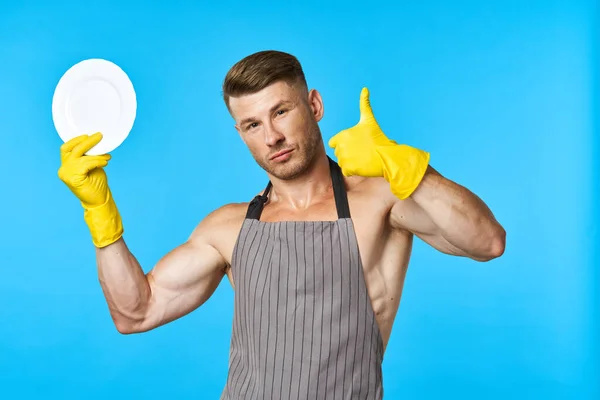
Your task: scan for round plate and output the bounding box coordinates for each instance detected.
[52,58,137,155]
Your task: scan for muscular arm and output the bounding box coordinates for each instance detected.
[96,207,230,334]
[389,166,506,262]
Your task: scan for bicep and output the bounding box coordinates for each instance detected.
[389,198,467,257]
[143,239,227,329]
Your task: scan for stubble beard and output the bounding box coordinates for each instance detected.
[254,124,322,181]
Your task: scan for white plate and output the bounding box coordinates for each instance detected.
[52,58,137,155]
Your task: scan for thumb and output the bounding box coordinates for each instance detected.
[359,87,375,123]
[328,129,350,148]
[328,133,339,148]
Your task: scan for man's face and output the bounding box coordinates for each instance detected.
[229,80,324,181]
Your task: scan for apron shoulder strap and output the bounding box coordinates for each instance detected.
[328,156,351,219]
[244,157,351,220]
[245,181,272,220]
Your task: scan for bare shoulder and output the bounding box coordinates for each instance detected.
[198,202,249,227]
[178,202,250,273]
[189,202,249,242]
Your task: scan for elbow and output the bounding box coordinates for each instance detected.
[112,314,146,335]
[488,236,506,260]
[114,321,139,335]
[108,301,152,335]
[479,226,506,262]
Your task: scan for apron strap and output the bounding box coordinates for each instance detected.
[245,181,272,220]
[329,156,351,219]
[245,156,351,220]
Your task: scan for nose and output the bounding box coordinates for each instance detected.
[264,121,285,147]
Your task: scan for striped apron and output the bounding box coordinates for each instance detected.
[221,157,384,399]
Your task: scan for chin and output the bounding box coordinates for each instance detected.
[265,156,308,181]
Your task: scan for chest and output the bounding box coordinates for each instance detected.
[256,191,389,263]
[230,219,359,296]
[229,209,389,291]
[221,185,393,287]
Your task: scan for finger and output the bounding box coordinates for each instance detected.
[340,165,353,177]
[328,134,338,148]
[72,132,104,158]
[60,135,90,155]
[359,87,375,123]
[333,146,340,159]
[81,155,110,173]
[328,130,348,148]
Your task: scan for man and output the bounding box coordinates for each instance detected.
[58,50,506,399]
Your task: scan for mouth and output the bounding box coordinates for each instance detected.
[270,148,294,161]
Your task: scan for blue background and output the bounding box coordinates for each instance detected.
[0,1,598,399]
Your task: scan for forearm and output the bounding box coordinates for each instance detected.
[96,238,152,333]
[410,167,506,260]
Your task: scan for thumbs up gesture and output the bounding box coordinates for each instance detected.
[328,87,431,200]
[328,87,397,178]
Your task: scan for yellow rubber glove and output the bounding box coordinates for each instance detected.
[57,132,123,248]
[328,87,431,200]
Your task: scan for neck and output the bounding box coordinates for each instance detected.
[267,149,332,210]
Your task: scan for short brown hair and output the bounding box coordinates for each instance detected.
[222,50,308,111]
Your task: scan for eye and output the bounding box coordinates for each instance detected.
[247,122,259,130]
[276,109,286,116]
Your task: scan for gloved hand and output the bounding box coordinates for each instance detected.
[328,87,431,200]
[58,132,123,247]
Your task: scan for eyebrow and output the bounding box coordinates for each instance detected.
[239,100,294,126]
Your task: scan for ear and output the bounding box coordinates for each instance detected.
[307,89,324,122]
